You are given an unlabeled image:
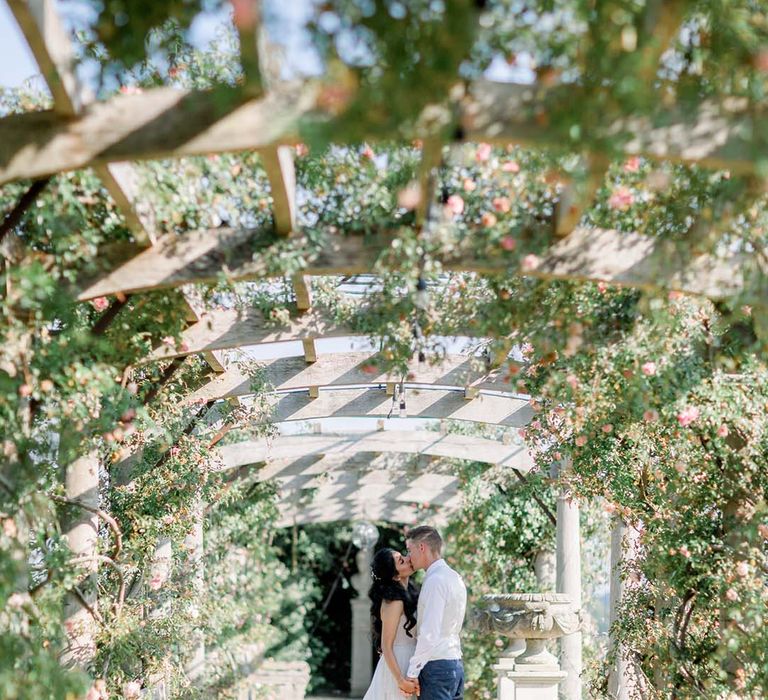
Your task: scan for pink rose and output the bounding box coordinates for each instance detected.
[500,235,516,251]
[608,186,634,211]
[148,574,164,591]
[602,423,613,434]
[481,212,498,228]
[643,409,659,422]
[623,156,641,173]
[754,49,768,73]
[463,178,477,192]
[725,588,739,602]
[735,561,749,577]
[717,424,729,437]
[758,523,768,540]
[502,160,520,173]
[677,406,700,427]
[566,374,579,389]
[575,435,587,447]
[361,144,375,160]
[597,281,608,294]
[641,362,657,376]
[91,296,110,312]
[520,254,540,272]
[668,290,683,301]
[492,196,511,213]
[446,194,465,215]
[475,143,492,162]
[295,143,309,157]
[678,545,691,558]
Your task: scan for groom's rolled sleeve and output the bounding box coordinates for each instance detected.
[406,580,446,678]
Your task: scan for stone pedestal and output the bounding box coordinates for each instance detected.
[474,594,580,700]
[503,670,568,700]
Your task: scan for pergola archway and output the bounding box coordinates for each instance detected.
[4,0,758,698]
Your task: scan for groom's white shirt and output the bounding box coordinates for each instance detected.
[406,558,467,678]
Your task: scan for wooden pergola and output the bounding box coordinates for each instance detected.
[2,1,761,698]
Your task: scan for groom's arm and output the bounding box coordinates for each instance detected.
[406,579,446,679]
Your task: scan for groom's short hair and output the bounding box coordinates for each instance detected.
[407,525,442,554]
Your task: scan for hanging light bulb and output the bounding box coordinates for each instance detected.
[414,277,429,310]
[399,385,407,418]
[418,350,426,364]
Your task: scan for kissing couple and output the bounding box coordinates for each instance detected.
[363,526,467,699]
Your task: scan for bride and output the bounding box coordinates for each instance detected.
[363,547,420,699]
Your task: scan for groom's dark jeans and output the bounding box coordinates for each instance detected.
[418,659,464,700]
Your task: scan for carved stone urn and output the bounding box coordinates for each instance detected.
[474,593,580,669]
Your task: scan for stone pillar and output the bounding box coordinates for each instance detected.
[350,548,373,696]
[534,548,556,591]
[61,451,100,668]
[608,517,642,700]
[554,461,582,700]
[183,500,205,682]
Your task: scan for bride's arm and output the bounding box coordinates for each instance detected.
[380,600,407,685]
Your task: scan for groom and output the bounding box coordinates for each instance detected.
[400,525,467,699]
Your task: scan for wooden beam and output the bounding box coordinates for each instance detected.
[262,387,532,426]
[215,431,534,472]
[0,83,317,185]
[184,352,520,402]
[1,79,764,185]
[77,222,745,305]
[7,0,84,116]
[460,81,758,174]
[261,146,297,235]
[292,273,312,311]
[143,307,352,363]
[301,338,317,363]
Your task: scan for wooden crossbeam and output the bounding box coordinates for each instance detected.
[216,431,534,472]
[0,83,316,185]
[76,223,745,305]
[7,0,83,116]
[144,307,353,363]
[0,80,762,186]
[184,352,521,402]
[263,387,532,426]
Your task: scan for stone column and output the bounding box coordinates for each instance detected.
[554,460,582,700]
[350,548,373,696]
[608,517,642,700]
[61,451,100,668]
[183,500,205,682]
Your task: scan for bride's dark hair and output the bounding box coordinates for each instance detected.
[368,547,419,653]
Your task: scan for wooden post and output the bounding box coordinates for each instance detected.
[60,451,100,668]
[554,460,582,700]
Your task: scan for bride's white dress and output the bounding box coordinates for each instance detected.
[362,615,417,699]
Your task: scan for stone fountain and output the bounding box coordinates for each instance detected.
[474,593,580,700]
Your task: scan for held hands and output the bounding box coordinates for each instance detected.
[398,676,420,697]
